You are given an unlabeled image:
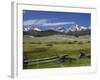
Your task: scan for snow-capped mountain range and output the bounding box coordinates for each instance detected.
[56,24,90,33]
[24,26,41,31]
[23,24,90,33]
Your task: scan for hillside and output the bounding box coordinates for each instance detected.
[23,29,90,37]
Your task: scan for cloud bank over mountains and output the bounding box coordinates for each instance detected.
[23,19,75,27]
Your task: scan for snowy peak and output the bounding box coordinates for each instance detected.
[68,24,90,32]
[80,26,87,30]
[55,24,90,33]
[23,26,41,32]
[56,27,66,32]
[23,24,90,33]
[68,24,81,31]
[33,27,41,31]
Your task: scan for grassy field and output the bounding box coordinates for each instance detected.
[23,35,91,69]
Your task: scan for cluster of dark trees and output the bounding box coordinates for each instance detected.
[23,29,90,37]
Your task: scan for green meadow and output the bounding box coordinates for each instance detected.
[23,35,91,69]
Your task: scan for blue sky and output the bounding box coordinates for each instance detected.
[23,10,91,30]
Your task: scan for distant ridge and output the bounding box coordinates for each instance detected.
[23,24,90,37]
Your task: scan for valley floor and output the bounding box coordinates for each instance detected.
[23,35,91,69]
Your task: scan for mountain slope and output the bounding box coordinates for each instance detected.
[23,30,64,37]
[23,24,90,37]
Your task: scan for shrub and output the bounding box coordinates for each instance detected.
[46,43,53,46]
[87,41,90,43]
[67,41,74,44]
[30,42,42,44]
[73,41,78,43]
[78,42,83,44]
[33,48,48,52]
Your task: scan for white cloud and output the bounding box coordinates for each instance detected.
[23,19,48,26]
[42,22,74,26]
[23,19,75,26]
